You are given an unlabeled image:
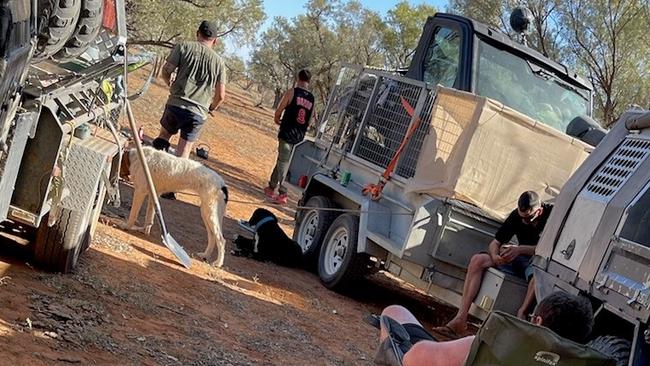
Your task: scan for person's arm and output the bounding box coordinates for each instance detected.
[209,82,226,112]
[500,244,535,261]
[488,239,506,266]
[209,59,227,114]
[161,62,176,86]
[274,89,293,125]
[162,44,181,87]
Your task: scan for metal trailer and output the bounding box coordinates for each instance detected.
[533,110,650,365]
[0,0,145,273]
[284,13,601,321]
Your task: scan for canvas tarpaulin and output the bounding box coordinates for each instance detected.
[404,87,590,221]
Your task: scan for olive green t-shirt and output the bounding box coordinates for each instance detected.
[166,41,227,119]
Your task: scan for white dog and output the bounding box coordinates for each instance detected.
[120,146,228,266]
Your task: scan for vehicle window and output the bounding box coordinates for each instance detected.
[476,40,589,134]
[620,185,650,248]
[423,26,460,88]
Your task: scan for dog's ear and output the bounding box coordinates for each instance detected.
[152,137,171,152]
[249,208,265,225]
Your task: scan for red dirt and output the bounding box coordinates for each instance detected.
[0,71,459,365]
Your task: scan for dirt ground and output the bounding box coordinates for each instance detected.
[0,71,461,365]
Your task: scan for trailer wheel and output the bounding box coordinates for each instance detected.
[318,214,370,290]
[587,336,631,366]
[294,196,335,266]
[33,0,83,62]
[34,200,94,273]
[54,0,104,61]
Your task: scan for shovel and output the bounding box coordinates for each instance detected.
[125,100,192,269]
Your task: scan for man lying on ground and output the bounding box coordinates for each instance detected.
[375,291,594,366]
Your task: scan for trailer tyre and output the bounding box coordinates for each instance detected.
[294,196,335,267]
[34,202,94,273]
[318,214,370,290]
[34,0,83,61]
[54,0,104,61]
[587,336,631,366]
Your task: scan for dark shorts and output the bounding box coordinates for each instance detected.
[403,323,437,344]
[160,104,205,142]
[498,254,534,281]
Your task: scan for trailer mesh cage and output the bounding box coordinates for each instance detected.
[317,66,435,179]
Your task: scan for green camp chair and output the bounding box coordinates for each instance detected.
[464,311,615,366]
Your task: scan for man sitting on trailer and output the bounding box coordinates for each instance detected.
[439,191,553,338]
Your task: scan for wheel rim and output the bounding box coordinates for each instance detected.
[297,209,319,253]
[324,226,349,276]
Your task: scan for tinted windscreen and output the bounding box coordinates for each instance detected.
[476,40,589,134]
[423,26,460,88]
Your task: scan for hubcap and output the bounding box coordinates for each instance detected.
[297,210,319,253]
[324,227,348,276]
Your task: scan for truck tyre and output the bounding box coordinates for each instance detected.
[54,0,104,61]
[34,0,83,61]
[84,179,107,252]
[294,195,335,267]
[318,214,370,290]
[34,201,94,273]
[587,336,631,366]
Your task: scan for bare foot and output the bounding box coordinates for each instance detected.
[446,317,468,336]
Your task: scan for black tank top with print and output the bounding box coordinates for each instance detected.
[279,87,315,144]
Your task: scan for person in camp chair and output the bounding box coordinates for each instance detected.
[375,292,597,366]
[439,191,553,338]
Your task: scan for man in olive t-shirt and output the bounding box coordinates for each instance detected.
[153,20,227,159]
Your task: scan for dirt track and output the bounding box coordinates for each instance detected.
[0,73,458,365]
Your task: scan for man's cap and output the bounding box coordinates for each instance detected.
[198,20,219,38]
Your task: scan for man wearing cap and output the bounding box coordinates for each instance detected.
[435,191,553,338]
[153,20,227,159]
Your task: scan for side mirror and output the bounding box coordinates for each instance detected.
[566,115,606,147]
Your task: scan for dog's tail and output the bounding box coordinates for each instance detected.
[206,169,228,205]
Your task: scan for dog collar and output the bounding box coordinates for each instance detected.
[253,216,276,231]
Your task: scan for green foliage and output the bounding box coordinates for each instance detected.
[450,0,505,28]
[558,0,649,125]
[249,0,435,108]
[126,0,265,49]
[381,1,437,68]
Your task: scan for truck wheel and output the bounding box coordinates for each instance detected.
[294,196,335,265]
[83,179,107,252]
[54,0,104,61]
[318,214,370,290]
[587,336,631,366]
[34,201,94,273]
[33,0,83,61]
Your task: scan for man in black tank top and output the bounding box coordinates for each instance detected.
[264,70,315,204]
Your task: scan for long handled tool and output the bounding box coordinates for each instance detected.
[362,96,422,201]
[125,100,191,268]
